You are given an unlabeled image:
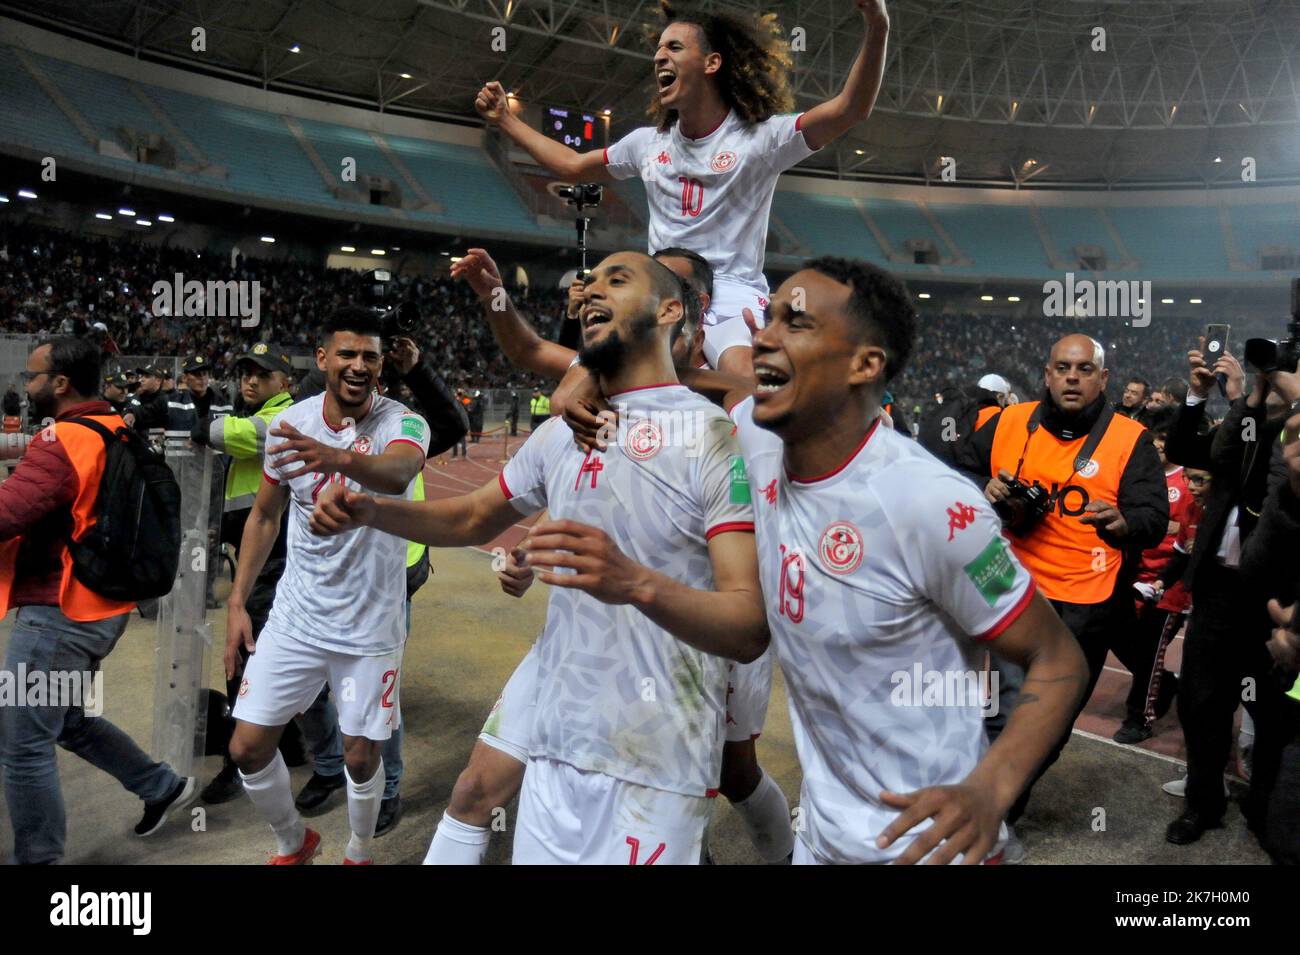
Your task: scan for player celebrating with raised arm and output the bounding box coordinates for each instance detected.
[474,0,889,382]
[311,251,767,864]
[225,307,430,865]
[714,259,1089,863]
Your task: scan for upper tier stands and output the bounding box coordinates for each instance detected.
[2,42,1295,282]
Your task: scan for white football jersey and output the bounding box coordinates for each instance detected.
[604,112,818,296]
[263,392,431,656]
[731,398,1036,864]
[500,384,755,797]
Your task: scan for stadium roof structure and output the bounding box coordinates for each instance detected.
[6,0,1300,188]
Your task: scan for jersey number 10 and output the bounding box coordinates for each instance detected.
[677,177,704,218]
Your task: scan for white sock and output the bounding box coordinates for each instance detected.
[344,758,384,864]
[423,811,491,865]
[240,751,304,857]
[732,770,794,863]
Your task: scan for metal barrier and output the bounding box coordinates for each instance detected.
[151,443,215,778]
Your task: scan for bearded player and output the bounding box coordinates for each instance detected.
[689,259,1088,863]
[475,0,889,383]
[312,252,766,864]
[421,246,787,864]
[225,307,430,864]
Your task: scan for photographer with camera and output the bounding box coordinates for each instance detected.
[1161,319,1297,846]
[964,334,1168,837]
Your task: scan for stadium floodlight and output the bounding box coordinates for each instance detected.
[1008,296,1021,302]
[391,246,400,251]
[371,249,386,255]
[1214,156,1223,163]
[979,295,994,301]
[0,196,8,203]
[118,208,136,216]
[289,44,301,53]
[1189,298,1202,304]
[260,236,275,243]
[341,245,356,252]
[95,213,112,220]
[136,219,152,226]
[400,73,412,79]
[917,293,931,299]
[17,189,36,199]
[1161,298,1175,304]
[158,214,175,222]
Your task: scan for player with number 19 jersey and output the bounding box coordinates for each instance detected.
[730,397,1037,864]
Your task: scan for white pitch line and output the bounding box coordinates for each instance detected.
[1070,727,1187,767]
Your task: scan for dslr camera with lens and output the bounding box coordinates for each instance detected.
[1244,277,1300,374]
[993,477,1053,537]
[358,267,420,342]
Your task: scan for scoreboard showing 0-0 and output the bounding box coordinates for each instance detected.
[543,107,598,148]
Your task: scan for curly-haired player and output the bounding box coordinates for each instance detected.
[475,0,889,382]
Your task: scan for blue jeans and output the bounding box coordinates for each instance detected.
[299,600,409,800]
[2,605,181,864]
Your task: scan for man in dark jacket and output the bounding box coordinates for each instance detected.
[0,338,195,863]
[1163,345,1292,845]
[1240,398,1300,862]
[123,365,169,440]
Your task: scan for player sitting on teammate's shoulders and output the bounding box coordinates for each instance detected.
[310,251,767,864]
[569,257,1091,864]
[475,0,890,383]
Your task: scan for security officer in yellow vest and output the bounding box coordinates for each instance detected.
[529,386,550,430]
[292,335,468,835]
[190,343,305,803]
[963,334,1169,838]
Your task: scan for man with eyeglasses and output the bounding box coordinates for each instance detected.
[2,338,197,863]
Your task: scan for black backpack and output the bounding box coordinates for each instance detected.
[64,417,182,601]
[918,387,986,467]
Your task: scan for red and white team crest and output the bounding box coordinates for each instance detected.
[238,678,250,698]
[624,419,663,460]
[351,435,372,455]
[819,521,864,575]
[656,151,672,165]
[1078,458,1100,479]
[757,296,769,308]
[1168,485,1181,503]
[711,150,738,173]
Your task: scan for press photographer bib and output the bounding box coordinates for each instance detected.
[990,400,1146,604]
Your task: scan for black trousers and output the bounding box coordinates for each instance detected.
[1006,589,1133,823]
[1111,602,1180,724]
[1177,560,1294,825]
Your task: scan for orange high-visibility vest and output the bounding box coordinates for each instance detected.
[975,405,1000,431]
[989,400,1146,605]
[0,414,136,621]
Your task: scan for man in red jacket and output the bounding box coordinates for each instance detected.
[0,336,195,864]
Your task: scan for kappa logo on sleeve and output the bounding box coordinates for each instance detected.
[964,537,1017,607]
[400,417,425,440]
[729,455,751,505]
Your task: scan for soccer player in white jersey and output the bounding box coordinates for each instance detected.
[310,252,768,864]
[474,0,890,382]
[225,307,430,865]
[717,258,1090,863]
[420,246,789,864]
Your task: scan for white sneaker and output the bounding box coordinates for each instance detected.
[1162,775,1229,798]
[1000,824,1026,864]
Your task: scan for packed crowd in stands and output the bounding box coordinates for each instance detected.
[0,220,1282,419]
[0,221,567,395]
